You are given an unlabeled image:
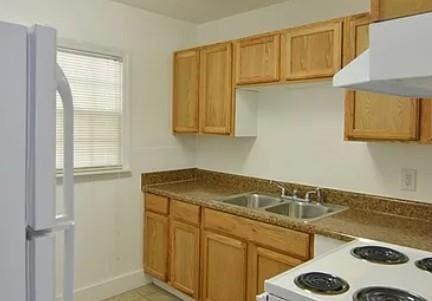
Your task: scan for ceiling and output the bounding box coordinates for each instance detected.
[111,0,290,24]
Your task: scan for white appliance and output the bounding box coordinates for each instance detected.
[0,21,75,301]
[333,12,432,98]
[259,239,432,301]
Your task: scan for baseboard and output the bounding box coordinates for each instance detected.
[152,279,195,301]
[56,269,151,301]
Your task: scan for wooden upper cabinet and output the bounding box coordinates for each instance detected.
[248,245,303,300]
[144,211,169,281]
[199,43,233,135]
[371,0,432,21]
[170,221,200,298]
[202,231,247,301]
[281,19,343,81]
[344,13,420,141]
[173,49,199,133]
[421,100,432,143]
[234,33,280,85]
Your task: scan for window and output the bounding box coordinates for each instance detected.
[56,48,125,173]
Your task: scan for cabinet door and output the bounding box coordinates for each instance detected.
[281,19,342,80]
[199,43,233,135]
[144,212,169,281]
[371,0,432,21]
[234,33,280,85]
[421,100,432,143]
[170,221,200,298]
[344,14,420,141]
[173,49,199,133]
[248,245,303,300]
[202,231,247,301]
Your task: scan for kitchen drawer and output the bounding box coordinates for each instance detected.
[203,209,311,259]
[171,199,200,226]
[145,193,169,215]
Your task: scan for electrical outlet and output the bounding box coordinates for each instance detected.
[400,168,417,191]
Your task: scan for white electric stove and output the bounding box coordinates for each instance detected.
[260,238,432,301]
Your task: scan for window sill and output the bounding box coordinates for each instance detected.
[56,167,131,178]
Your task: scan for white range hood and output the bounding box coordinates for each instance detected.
[333,12,432,98]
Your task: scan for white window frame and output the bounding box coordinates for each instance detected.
[56,40,130,177]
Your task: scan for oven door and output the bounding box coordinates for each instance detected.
[257,293,288,301]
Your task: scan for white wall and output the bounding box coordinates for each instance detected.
[197,0,368,43]
[196,0,432,204]
[0,0,197,300]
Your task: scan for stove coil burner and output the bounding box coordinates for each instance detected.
[353,287,427,301]
[415,258,432,273]
[294,272,349,295]
[351,246,409,265]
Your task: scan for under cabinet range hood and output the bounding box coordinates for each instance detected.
[333,12,432,98]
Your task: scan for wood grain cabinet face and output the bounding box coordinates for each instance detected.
[281,19,343,80]
[170,221,200,298]
[202,231,247,301]
[145,193,169,215]
[421,100,432,143]
[199,43,233,135]
[371,0,432,21]
[248,245,303,300]
[173,50,199,133]
[234,34,280,85]
[144,212,169,281]
[344,14,420,141]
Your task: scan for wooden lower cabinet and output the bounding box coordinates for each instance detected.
[170,221,200,298]
[202,231,248,301]
[144,195,312,301]
[144,211,169,281]
[248,245,303,300]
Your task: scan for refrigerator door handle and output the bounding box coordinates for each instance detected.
[56,64,74,223]
[56,64,75,301]
[62,224,75,301]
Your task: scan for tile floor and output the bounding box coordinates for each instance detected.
[103,284,181,301]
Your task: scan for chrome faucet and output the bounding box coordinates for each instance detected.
[305,187,323,203]
[270,180,287,198]
[270,180,295,199]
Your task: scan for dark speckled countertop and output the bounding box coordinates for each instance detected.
[142,169,432,252]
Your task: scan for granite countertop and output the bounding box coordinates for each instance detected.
[143,179,432,252]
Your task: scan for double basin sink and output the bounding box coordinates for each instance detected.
[217,193,346,222]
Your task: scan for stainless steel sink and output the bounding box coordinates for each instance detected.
[265,201,345,220]
[217,192,346,221]
[219,193,282,209]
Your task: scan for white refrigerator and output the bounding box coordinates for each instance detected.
[0,21,75,301]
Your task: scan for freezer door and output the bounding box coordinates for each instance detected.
[27,25,57,231]
[27,233,55,301]
[0,21,28,301]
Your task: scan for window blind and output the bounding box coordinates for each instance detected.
[56,48,124,171]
